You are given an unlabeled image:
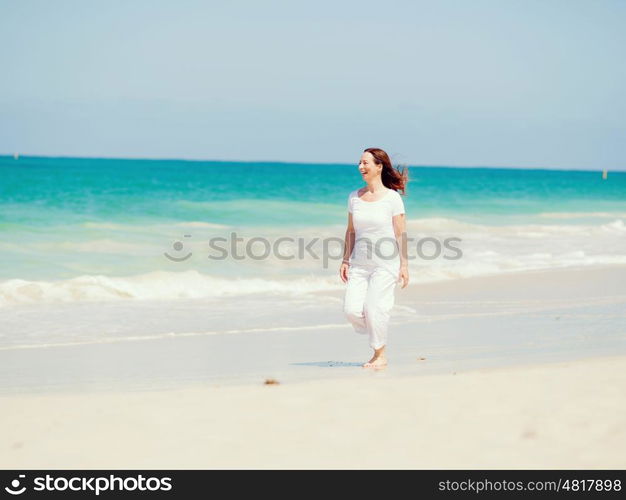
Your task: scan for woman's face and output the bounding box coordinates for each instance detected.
[358,152,381,181]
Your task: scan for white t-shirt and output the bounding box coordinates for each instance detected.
[347,187,405,271]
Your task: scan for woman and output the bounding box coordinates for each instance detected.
[340,147,409,368]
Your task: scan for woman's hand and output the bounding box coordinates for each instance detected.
[398,264,409,289]
[339,262,350,283]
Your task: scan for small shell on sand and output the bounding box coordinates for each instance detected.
[264,378,280,385]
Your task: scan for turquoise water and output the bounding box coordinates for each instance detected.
[2,155,625,228]
[1,155,625,298]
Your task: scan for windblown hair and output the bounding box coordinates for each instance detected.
[363,147,408,195]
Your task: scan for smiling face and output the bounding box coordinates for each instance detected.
[358,152,382,181]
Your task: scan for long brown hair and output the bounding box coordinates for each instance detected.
[363,147,408,195]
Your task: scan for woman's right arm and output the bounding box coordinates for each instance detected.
[340,213,355,283]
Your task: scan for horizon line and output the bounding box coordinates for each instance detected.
[1,153,624,174]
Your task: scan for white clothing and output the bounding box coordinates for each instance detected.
[343,264,398,349]
[343,188,406,349]
[347,188,405,274]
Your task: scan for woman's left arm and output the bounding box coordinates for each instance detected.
[393,214,409,288]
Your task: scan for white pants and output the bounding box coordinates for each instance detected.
[343,264,398,349]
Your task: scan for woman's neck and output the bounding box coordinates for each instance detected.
[365,179,386,193]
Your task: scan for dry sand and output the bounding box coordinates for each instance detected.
[2,353,625,469]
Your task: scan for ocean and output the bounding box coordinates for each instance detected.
[1,155,625,352]
[2,155,626,293]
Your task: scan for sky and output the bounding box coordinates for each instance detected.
[0,0,625,170]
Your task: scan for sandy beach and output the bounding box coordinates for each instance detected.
[2,354,625,469]
[1,264,625,469]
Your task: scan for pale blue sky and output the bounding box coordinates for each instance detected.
[1,0,625,170]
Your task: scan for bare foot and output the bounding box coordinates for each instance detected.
[363,353,387,369]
